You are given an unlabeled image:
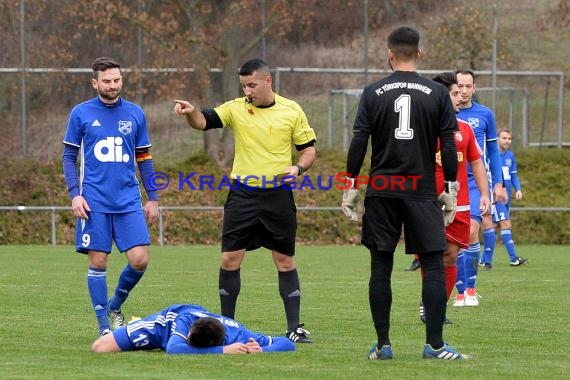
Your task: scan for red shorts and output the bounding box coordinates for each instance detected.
[445,209,470,249]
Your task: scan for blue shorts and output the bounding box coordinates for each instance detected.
[75,210,150,254]
[112,316,162,351]
[468,187,483,224]
[469,175,495,224]
[113,325,136,351]
[492,201,510,223]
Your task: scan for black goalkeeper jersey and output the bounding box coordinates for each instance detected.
[350,71,458,200]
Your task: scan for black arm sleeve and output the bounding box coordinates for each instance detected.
[439,129,458,182]
[202,108,223,130]
[295,139,316,151]
[346,131,369,178]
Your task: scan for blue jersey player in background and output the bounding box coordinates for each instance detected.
[62,57,159,336]
[453,70,507,307]
[484,129,529,267]
[91,304,296,354]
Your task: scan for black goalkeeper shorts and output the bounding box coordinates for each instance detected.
[221,185,297,255]
[361,196,447,254]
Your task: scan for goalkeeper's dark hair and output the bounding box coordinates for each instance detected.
[238,58,270,76]
[432,72,458,91]
[387,26,420,59]
[187,317,225,348]
[92,57,121,79]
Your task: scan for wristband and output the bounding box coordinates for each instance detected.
[296,164,305,176]
[444,180,459,194]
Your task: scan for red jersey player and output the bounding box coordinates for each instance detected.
[418,72,490,323]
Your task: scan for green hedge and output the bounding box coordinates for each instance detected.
[1,148,569,245]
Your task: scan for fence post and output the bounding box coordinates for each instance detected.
[558,73,565,148]
[158,207,164,247]
[523,89,529,148]
[51,207,56,246]
[343,92,349,150]
[328,92,333,148]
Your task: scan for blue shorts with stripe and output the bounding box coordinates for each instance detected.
[492,201,510,223]
[75,210,151,254]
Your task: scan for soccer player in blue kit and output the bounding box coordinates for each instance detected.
[483,129,528,267]
[91,304,295,354]
[453,70,507,307]
[62,57,159,336]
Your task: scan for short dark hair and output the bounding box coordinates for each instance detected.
[387,26,420,58]
[432,71,458,90]
[187,317,225,348]
[238,58,269,76]
[455,69,476,82]
[92,57,121,79]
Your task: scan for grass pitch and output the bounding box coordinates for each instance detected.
[0,245,568,379]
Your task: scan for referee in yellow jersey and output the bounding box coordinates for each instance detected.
[174,58,316,343]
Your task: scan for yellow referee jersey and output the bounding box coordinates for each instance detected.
[214,94,316,188]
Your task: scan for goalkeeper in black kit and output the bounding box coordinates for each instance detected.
[341,26,471,361]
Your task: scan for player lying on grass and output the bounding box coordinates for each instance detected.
[92,304,296,354]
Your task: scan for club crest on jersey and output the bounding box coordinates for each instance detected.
[467,118,480,129]
[505,158,512,167]
[118,120,133,135]
[454,131,463,142]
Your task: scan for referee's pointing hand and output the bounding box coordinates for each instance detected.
[173,99,195,115]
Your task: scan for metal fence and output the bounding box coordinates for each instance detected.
[2,205,569,247]
[328,85,533,150]
[319,68,566,150]
[0,67,566,162]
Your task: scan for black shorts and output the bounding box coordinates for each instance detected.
[361,196,447,254]
[222,186,297,255]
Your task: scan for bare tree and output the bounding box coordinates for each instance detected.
[539,0,570,28]
[0,0,458,162]
[423,3,514,70]
[65,0,310,167]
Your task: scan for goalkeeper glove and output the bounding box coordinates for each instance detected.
[438,180,459,226]
[341,178,364,223]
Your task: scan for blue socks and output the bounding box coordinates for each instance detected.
[87,267,109,333]
[465,243,480,288]
[501,229,518,262]
[108,264,145,312]
[482,228,496,265]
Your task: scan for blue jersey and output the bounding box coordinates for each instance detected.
[458,102,502,189]
[63,97,151,213]
[499,150,521,203]
[115,304,295,354]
